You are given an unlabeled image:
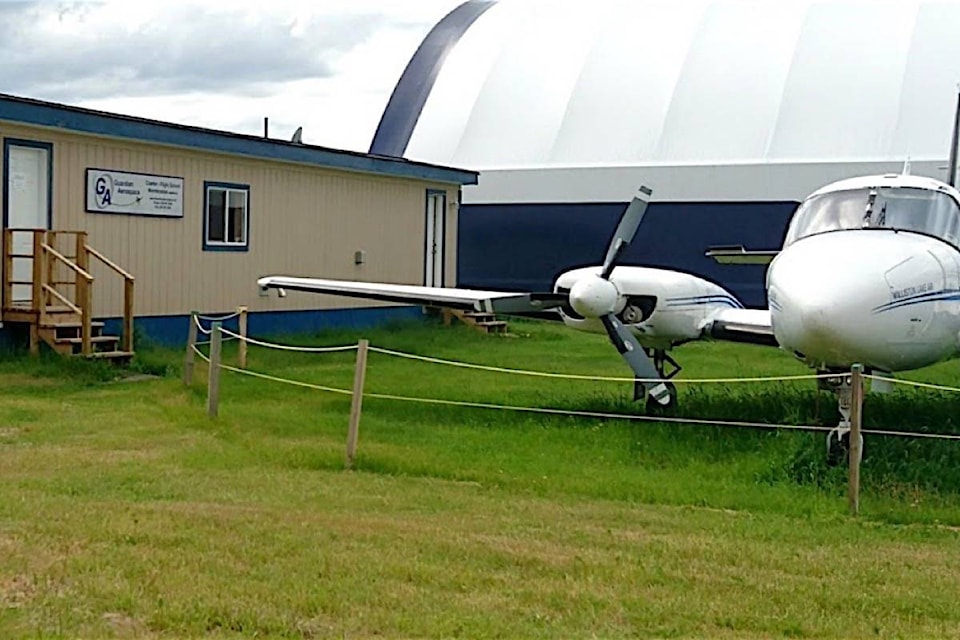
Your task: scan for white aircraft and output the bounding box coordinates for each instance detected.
[258,173,960,461]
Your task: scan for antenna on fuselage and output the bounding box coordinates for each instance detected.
[948,86,960,187]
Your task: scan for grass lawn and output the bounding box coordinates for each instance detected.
[1,317,960,638]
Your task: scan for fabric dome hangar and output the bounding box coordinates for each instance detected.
[371,0,960,306]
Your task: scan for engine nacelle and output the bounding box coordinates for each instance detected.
[554,266,745,348]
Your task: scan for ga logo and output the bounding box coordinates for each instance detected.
[94,174,113,208]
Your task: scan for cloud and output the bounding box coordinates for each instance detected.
[0,0,465,151]
[0,0,394,101]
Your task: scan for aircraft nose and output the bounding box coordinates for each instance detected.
[768,234,896,366]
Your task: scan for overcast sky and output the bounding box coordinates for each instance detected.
[0,0,466,152]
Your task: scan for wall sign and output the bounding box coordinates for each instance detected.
[85,168,184,217]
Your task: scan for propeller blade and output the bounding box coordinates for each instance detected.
[599,313,672,405]
[600,185,652,280]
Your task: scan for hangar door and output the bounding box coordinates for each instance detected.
[4,141,52,304]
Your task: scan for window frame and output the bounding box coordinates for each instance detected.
[203,181,250,252]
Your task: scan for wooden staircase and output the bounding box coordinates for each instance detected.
[442,308,509,335]
[2,229,134,361]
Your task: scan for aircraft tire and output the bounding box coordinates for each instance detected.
[645,382,677,413]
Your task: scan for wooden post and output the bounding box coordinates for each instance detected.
[238,306,248,369]
[47,233,58,304]
[31,232,43,315]
[3,229,12,309]
[207,322,222,418]
[123,277,135,352]
[80,275,93,356]
[183,311,198,386]
[345,339,369,470]
[75,233,92,355]
[848,364,864,516]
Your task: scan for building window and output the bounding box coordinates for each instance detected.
[204,182,249,251]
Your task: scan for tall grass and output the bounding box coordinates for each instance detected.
[163,315,960,520]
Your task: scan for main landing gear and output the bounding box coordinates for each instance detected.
[637,348,679,412]
[819,372,864,466]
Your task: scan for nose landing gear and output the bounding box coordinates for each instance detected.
[637,348,679,411]
[820,372,864,466]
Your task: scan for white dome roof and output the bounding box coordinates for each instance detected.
[382,0,960,174]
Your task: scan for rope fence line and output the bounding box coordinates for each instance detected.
[865,374,960,395]
[218,327,358,354]
[369,346,831,384]
[204,328,831,385]
[188,323,960,515]
[189,342,960,441]
[195,310,243,323]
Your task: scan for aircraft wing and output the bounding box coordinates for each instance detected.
[705,308,778,347]
[257,275,566,314]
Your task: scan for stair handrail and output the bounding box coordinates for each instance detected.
[41,244,93,282]
[84,243,135,352]
[41,283,82,316]
[85,245,134,280]
[41,241,95,354]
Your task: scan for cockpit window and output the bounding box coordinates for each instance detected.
[784,187,960,247]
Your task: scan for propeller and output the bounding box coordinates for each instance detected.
[566,185,672,405]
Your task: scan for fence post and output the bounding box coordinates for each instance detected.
[848,363,864,516]
[238,305,248,369]
[345,339,369,470]
[183,311,198,386]
[207,322,222,418]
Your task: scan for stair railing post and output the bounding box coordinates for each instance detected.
[123,277,134,353]
[32,231,43,317]
[237,305,248,369]
[75,232,92,355]
[183,311,198,386]
[79,274,93,356]
[3,230,13,310]
[207,321,222,418]
[46,232,57,307]
[74,232,89,272]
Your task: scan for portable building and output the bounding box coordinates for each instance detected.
[0,93,477,352]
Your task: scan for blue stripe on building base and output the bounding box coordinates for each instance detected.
[96,306,425,348]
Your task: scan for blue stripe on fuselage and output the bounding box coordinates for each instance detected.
[872,289,960,313]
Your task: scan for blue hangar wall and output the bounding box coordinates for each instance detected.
[456,201,798,309]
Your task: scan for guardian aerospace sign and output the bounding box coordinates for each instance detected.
[86,169,184,217]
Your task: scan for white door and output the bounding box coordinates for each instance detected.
[6,144,50,304]
[425,191,445,287]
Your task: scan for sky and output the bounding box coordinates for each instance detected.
[0,0,466,152]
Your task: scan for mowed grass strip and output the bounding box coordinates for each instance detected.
[0,319,959,638]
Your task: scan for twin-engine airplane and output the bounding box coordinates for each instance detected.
[259,172,960,459]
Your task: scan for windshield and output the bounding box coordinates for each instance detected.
[784,187,960,247]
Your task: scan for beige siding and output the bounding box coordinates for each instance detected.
[1,124,464,317]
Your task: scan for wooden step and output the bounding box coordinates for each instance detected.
[42,322,106,340]
[463,311,497,322]
[57,336,120,347]
[440,307,511,335]
[82,350,134,363]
